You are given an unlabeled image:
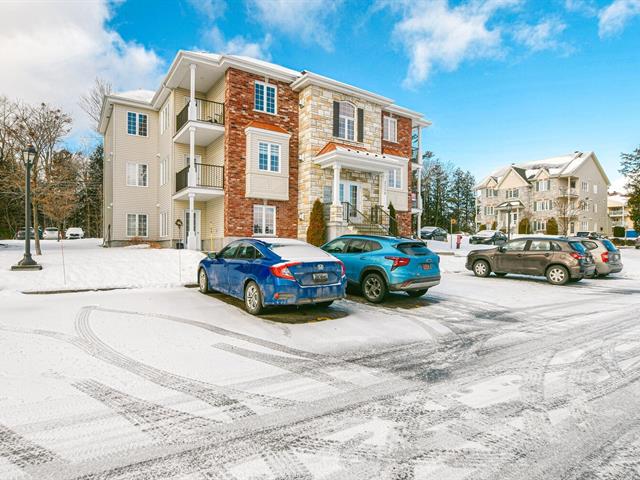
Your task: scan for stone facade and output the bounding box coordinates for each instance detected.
[223,68,299,239]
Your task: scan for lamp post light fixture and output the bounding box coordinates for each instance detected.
[11,144,42,271]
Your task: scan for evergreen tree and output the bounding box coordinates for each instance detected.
[388,202,398,236]
[546,217,559,235]
[620,146,640,231]
[518,217,530,234]
[306,199,326,246]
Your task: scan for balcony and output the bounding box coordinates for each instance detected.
[558,187,578,197]
[174,163,224,201]
[174,98,225,146]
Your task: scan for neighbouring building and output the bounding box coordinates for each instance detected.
[99,51,430,250]
[607,193,635,236]
[475,152,611,235]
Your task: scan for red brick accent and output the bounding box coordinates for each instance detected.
[223,68,299,238]
[396,212,412,237]
[382,112,413,216]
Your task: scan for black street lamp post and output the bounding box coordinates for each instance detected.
[12,144,42,271]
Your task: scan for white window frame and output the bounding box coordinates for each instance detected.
[593,184,598,194]
[581,221,588,230]
[383,116,397,143]
[388,167,402,190]
[159,157,168,186]
[160,103,169,135]
[582,181,588,192]
[126,213,148,237]
[253,205,276,236]
[126,162,148,187]
[337,101,356,141]
[159,211,168,237]
[126,111,148,137]
[254,81,277,115]
[257,141,281,173]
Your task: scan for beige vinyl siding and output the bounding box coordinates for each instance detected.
[173,88,207,120]
[387,162,409,211]
[245,130,290,201]
[103,117,114,240]
[206,77,225,103]
[202,197,225,251]
[203,136,224,166]
[157,91,175,243]
[110,104,159,241]
[569,156,609,233]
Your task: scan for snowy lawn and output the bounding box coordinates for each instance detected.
[0,239,204,293]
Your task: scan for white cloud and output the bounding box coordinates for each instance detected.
[246,0,343,51]
[564,0,598,15]
[386,0,521,88]
[598,0,640,37]
[512,18,569,52]
[0,0,164,135]
[204,26,272,59]
[186,0,226,20]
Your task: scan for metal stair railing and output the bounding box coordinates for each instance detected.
[370,205,397,236]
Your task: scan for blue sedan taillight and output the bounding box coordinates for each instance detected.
[269,262,301,280]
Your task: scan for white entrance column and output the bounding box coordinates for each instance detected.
[188,64,197,121]
[187,192,197,250]
[332,164,341,206]
[381,170,389,208]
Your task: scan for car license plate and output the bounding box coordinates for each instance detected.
[421,263,431,270]
[313,273,328,283]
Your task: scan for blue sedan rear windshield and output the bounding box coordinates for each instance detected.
[569,241,587,253]
[601,239,618,252]
[396,242,432,256]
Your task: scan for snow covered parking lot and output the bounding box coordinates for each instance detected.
[1,241,640,479]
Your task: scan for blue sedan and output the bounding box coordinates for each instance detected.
[321,235,441,303]
[198,238,346,315]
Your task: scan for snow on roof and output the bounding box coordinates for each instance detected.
[257,237,307,245]
[112,89,155,103]
[226,54,301,78]
[608,194,628,206]
[485,152,596,186]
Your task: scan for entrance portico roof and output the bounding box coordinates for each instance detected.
[314,142,406,173]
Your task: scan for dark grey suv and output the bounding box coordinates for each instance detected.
[466,237,596,285]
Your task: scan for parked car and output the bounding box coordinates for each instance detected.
[576,231,605,239]
[65,227,84,239]
[419,226,448,241]
[321,235,441,303]
[469,230,508,245]
[43,227,59,240]
[14,227,41,240]
[198,238,346,315]
[466,236,596,285]
[572,237,623,277]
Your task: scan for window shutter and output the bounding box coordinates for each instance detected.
[357,108,364,142]
[332,101,340,137]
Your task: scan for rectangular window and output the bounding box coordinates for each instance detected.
[594,203,598,213]
[160,103,169,134]
[127,214,148,237]
[253,205,276,236]
[536,180,550,191]
[383,116,397,142]
[257,142,280,172]
[126,163,148,187]
[582,181,588,191]
[127,112,148,136]
[159,157,168,186]
[254,81,276,114]
[160,211,168,237]
[581,221,588,230]
[338,102,355,141]
[388,168,402,189]
[593,184,598,194]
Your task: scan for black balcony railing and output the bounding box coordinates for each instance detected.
[175,163,224,193]
[176,98,225,132]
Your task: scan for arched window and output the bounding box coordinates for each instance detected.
[338,102,355,141]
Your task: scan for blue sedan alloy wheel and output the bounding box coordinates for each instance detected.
[244,281,264,315]
[198,268,209,293]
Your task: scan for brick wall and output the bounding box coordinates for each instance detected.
[223,68,299,238]
[382,113,414,235]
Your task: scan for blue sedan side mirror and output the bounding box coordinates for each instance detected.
[207,252,218,260]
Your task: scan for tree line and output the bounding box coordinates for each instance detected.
[415,152,477,232]
[0,96,104,253]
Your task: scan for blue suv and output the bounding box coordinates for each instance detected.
[321,235,441,303]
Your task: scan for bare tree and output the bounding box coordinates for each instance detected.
[79,78,112,132]
[555,189,586,236]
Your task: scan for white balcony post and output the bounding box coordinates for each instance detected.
[381,170,389,208]
[188,63,197,121]
[332,164,341,206]
[188,126,196,187]
[187,192,197,250]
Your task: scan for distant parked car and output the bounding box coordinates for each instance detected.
[43,227,59,240]
[466,236,596,285]
[14,227,40,240]
[576,231,605,239]
[198,238,346,315]
[469,230,508,245]
[572,237,623,277]
[419,226,448,241]
[65,227,84,239]
[321,235,441,303]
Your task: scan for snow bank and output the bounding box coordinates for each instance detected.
[0,239,204,293]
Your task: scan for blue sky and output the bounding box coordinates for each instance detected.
[1,0,639,186]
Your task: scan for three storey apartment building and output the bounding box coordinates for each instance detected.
[475,152,610,235]
[99,51,429,250]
